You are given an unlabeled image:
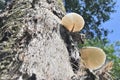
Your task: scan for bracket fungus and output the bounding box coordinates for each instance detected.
[80,47,106,70]
[61,13,85,32]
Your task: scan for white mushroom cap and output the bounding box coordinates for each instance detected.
[80,47,106,70]
[61,13,85,32]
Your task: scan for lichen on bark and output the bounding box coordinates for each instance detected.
[0,0,34,79]
[0,0,74,79]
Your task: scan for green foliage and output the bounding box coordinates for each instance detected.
[102,43,120,80]
[64,0,116,39]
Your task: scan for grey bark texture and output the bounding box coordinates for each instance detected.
[0,0,74,79]
[0,0,113,80]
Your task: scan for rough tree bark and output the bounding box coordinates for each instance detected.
[0,0,113,80]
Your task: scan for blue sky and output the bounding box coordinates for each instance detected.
[102,0,120,43]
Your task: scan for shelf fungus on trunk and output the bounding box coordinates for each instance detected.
[61,13,85,32]
[80,47,106,70]
[60,13,85,72]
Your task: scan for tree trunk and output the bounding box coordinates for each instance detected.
[0,0,74,79]
[0,0,113,80]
